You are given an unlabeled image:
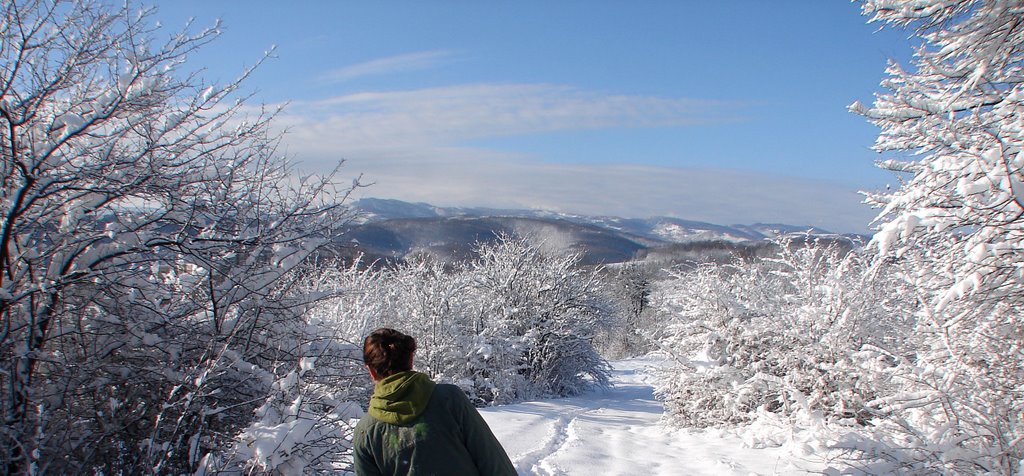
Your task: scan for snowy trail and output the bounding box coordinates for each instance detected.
[479,358,828,476]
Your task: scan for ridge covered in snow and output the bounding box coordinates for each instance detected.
[339,198,866,265]
[351,197,858,245]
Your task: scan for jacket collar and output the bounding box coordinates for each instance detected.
[368,371,436,424]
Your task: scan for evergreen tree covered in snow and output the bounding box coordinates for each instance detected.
[847,0,1024,472]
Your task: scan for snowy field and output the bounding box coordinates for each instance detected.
[480,358,830,476]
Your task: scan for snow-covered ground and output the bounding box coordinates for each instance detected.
[480,358,830,476]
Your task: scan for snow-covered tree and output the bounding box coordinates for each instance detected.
[651,238,910,428]
[597,262,657,358]
[853,0,1024,316]
[0,1,356,473]
[312,234,613,406]
[468,235,612,401]
[303,255,389,345]
[850,0,1024,472]
[375,256,483,386]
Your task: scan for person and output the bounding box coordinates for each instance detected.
[352,328,517,476]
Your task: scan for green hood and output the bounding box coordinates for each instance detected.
[368,371,436,425]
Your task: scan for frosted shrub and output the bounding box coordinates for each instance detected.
[835,246,1024,474]
[467,235,613,400]
[303,258,389,345]
[207,339,368,475]
[651,238,908,428]
[180,261,377,474]
[312,234,613,405]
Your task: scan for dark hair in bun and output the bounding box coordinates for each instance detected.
[363,328,416,378]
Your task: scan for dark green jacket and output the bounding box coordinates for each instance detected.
[353,371,517,476]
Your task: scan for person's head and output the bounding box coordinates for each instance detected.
[363,328,416,381]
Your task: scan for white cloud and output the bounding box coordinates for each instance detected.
[338,155,877,234]
[267,83,875,233]
[316,50,458,83]
[276,83,743,160]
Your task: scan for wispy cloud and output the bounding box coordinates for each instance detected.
[276,83,745,157]
[339,156,878,234]
[264,83,874,233]
[316,50,458,83]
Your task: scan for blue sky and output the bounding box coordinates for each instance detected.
[153,1,916,234]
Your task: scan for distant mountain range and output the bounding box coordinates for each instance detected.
[335,198,866,266]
